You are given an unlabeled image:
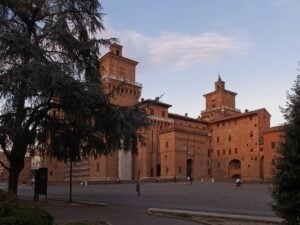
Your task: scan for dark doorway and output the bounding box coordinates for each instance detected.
[187,159,193,176]
[228,159,241,179]
[231,174,241,179]
[260,156,264,180]
[156,164,161,177]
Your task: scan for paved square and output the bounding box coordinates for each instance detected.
[18,181,274,217]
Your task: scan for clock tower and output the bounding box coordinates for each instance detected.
[201,76,241,121]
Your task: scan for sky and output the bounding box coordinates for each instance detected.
[100,0,300,126]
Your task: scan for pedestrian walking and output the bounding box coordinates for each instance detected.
[235,178,242,187]
[31,177,35,187]
[187,175,193,184]
[136,178,141,196]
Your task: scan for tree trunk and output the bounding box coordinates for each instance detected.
[8,154,25,194]
[8,164,23,193]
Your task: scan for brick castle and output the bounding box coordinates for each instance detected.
[0,44,282,183]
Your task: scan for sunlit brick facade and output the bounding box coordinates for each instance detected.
[263,126,283,181]
[16,44,283,183]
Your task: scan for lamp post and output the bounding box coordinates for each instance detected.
[68,150,73,203]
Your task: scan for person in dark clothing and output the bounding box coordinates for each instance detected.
[136,178,141,196]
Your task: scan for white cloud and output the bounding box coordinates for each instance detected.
[271,0,300,12]
[101,27,248,72]
[272,0,290,6]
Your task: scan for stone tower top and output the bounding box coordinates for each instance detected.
[201,77,241,121]
[215,75,225,90]
[109,43,123,56]
[100,44,141,107]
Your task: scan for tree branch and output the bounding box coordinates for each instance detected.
[34,9,94,23]
[24,90,54,132]
[0,159,10,172]
[2,144,11,161]
[0,133,11,161]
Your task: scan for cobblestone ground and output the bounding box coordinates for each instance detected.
[151,213,280,225]
[15,181,276,225]
[42,203,200,225]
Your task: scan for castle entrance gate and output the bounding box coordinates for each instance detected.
[228,159,241,179]
[187,159,193,177]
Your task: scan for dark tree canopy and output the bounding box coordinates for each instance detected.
[0,0,149,193]
[272,75,300,225]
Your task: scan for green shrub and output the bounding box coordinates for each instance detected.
[0,189,18,203]
[64,221,106,225]
[64,222,89,225]
[0,190,54,225]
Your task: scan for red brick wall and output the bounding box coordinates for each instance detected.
[263,127,282,181]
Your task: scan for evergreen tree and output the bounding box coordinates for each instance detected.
[0,0,149,193]
[272,75,300,225]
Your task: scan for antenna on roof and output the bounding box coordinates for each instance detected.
[155,93,165,102]
[218,73,222,81]
[159,93,165,100]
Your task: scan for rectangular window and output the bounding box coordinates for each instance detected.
[250,131,253,137]
[217,150,220,156]
[271,142,276,149]
[229,149,231,155]
[150,108,154,115]
[212,100,216,108]
[235,148,238,154]
[228,135,231,141]
[223,149,225,155]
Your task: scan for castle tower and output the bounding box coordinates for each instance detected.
[99,44,143,180]
[201,76,241,121]
[100,43,142,106]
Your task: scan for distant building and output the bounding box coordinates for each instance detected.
[263,126,283,181]
[17,44,283,182]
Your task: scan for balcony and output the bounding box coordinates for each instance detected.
[102,74,142,88]
[201,106,241,114]
[149,115,174,123]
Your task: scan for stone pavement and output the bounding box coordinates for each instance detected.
[148,208,283,225]
[35,199,282,225]
[14,181,281,224]
[37,199,200,225]
[18,181,275,217]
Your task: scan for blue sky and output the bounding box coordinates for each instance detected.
[101,0,300,126]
